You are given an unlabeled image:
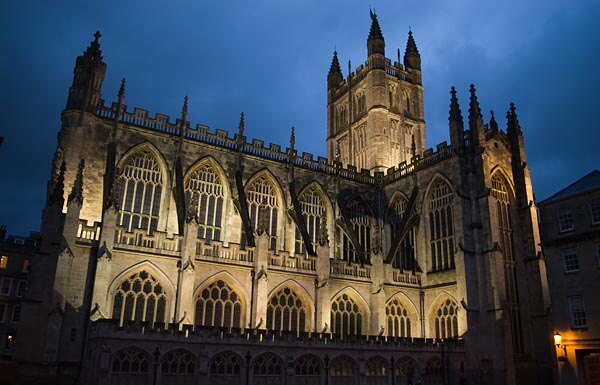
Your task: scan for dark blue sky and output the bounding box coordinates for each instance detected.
[1,0,599,235]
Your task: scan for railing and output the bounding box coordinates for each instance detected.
[114,228,182,255]
[330,259,371,280]
[389,268,421,286]
[77,220,101,241]
[269,251,317,272]
[196,240,254,264]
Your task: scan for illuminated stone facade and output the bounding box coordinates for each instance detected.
[13,13,553,385]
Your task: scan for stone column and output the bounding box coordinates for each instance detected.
[316,242,331,333]
[253,232,270,328]
[91,206,118,315]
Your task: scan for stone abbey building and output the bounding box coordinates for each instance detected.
[13,12,553,385]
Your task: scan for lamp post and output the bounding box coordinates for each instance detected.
[554,331,567,361]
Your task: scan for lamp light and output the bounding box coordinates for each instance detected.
[553,331,562,347]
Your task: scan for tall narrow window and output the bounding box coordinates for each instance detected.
[209,352,242,385]
[295,187,326,255]
[590,200,600,225]
[569,296,587,328]
[118,151,163,234]
[388,195,416,271]
[253,353,283,385]
[185,162,225,242]
[492,173,523,353]
[386,298,411,337]
[557,208,574,233]
[330,356,355,385]
[246,176,279,250]
[111,270,167,326]
[331,293,363,336]
[562,248,579,273]
[195,280,243,328]
[434,299,458,339]
[0,256,7,269]
[428,180,454,272]
[341,197,371,263]
[266,287,307,332]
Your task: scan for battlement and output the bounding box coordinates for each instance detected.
[94,100,451,186]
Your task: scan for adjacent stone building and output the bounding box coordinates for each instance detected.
[12,12,553,385]
[538,170,600,385]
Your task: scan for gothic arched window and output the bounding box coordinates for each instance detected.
[331,293,363,336]
[341,197,371,264]
[395,357,417,384]
[434,298,459,339]
[295,354,321,381]
[295,187,326,255]
[253,353,283,385]
[330,355,355,385]
[386,298,411,337]
[111,270,167,326]
[266,287,307,332]
[111,347,149,384]
[428,180,454,272]
[195,280,243,328]
[185,162,225,242]
[246,176,279,250]
[117,151,163,234]
[388,195,417,271]
[424,358,443,385]
[209,352,242,385]
[365,356,387,384]
[160,350,195,385]
[491,173,523,354]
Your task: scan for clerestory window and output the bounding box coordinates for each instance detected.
[185,162,225,242]
[428,180,454,272]
[111,270,167,326]
[294,187,326,255]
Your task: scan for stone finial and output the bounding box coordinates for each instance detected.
[411,135,417,159]
[404,29,421,70]
[117,78,126,102]
[468,84,483,125]
[93,31,101,43]
[47,160,66,207]
[238,112,245,136]
[506,102,522,137]
[83,31,103,60]
[405,30,419,55]
[328,51,343,89]
[449,86,464,126]
[489,110,499,132]
[68,159,85,205]
[289,127,296,152]
[181,95,189,122]
[105,168,122,211]
[367,9,385,56]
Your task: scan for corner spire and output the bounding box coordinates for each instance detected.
[117,78,126,103]
[238,112,245,136]
[468,84,485,149]
[489,110,499,132]
[367,10,385,57]
[68,159,85,205]
[506,102,522,137]
[66,31,107,111]
[449,87,465,151]
[48,161,66,207]
[450,86,464,126]
[404,29,421,70]
[328,50,343,89]
[289,126,296,151]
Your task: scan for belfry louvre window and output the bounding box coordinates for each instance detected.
[117,151,163,234]
[266,287,307,332]
[434,299,459,339]
[246,176,278,250]
[386,298,411,337]
[388,195,417,271]
[195,280,243,328]
[111,270,167,326]
[209,352,242,385]
[185,162,225,242]
[295,187,326,255]
[557,208,574,233]
[253,353,283,385]
[111,348,149,383]
[428,180,454,272]
[331,293,363,336]
[341,197,371,263]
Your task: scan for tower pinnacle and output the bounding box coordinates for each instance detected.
[328,50,343,89]
[404,30,421,70]
[367,10,385,56]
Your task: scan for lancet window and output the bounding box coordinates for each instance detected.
[209,352,242,385]
[386,298,412,337]
[428,180,454,272]
[331,293,363,336]
[111,270,167,326]
[295,187,326,255]
[185,162,225,242]
[246,176,279,250]
[341,197,371,263]
[365,356,387,385]
[160,350,195,384]
[491,173,523,354]
[111,348,149,383]
[266,287,307,332]
[195,280,243,328]
[117,151,163,234]
[388,195,417,271]
[253,353,283,385]
[330,355,355,385]
[434,298,458,339]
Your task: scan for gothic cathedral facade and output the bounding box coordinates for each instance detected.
[14,12,553,385]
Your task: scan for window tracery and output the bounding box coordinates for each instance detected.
[295,187,326,255]
[386,298,411,337]
[341,197,371,263]
[395,357,417,383]
[428,180,454,271]
[195,280,243,328]
[185,162,225,242]
[253,353,283,384]
[434,298,458,339]
[330,355,355,385]
[331,293,363,336]
[117,151,163,234]
[388,195,416,271]
[209,352,242,384]
[111,270,167,326]
[266,287,307,332]
[365,356,387,384]
[295,354,321,379]
[160,350,195,379]
[111,348,149,384]
[246,176,279,250]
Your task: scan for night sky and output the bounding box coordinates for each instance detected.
[1,1,599,236]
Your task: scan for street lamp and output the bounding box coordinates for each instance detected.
[554,332,567,361]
